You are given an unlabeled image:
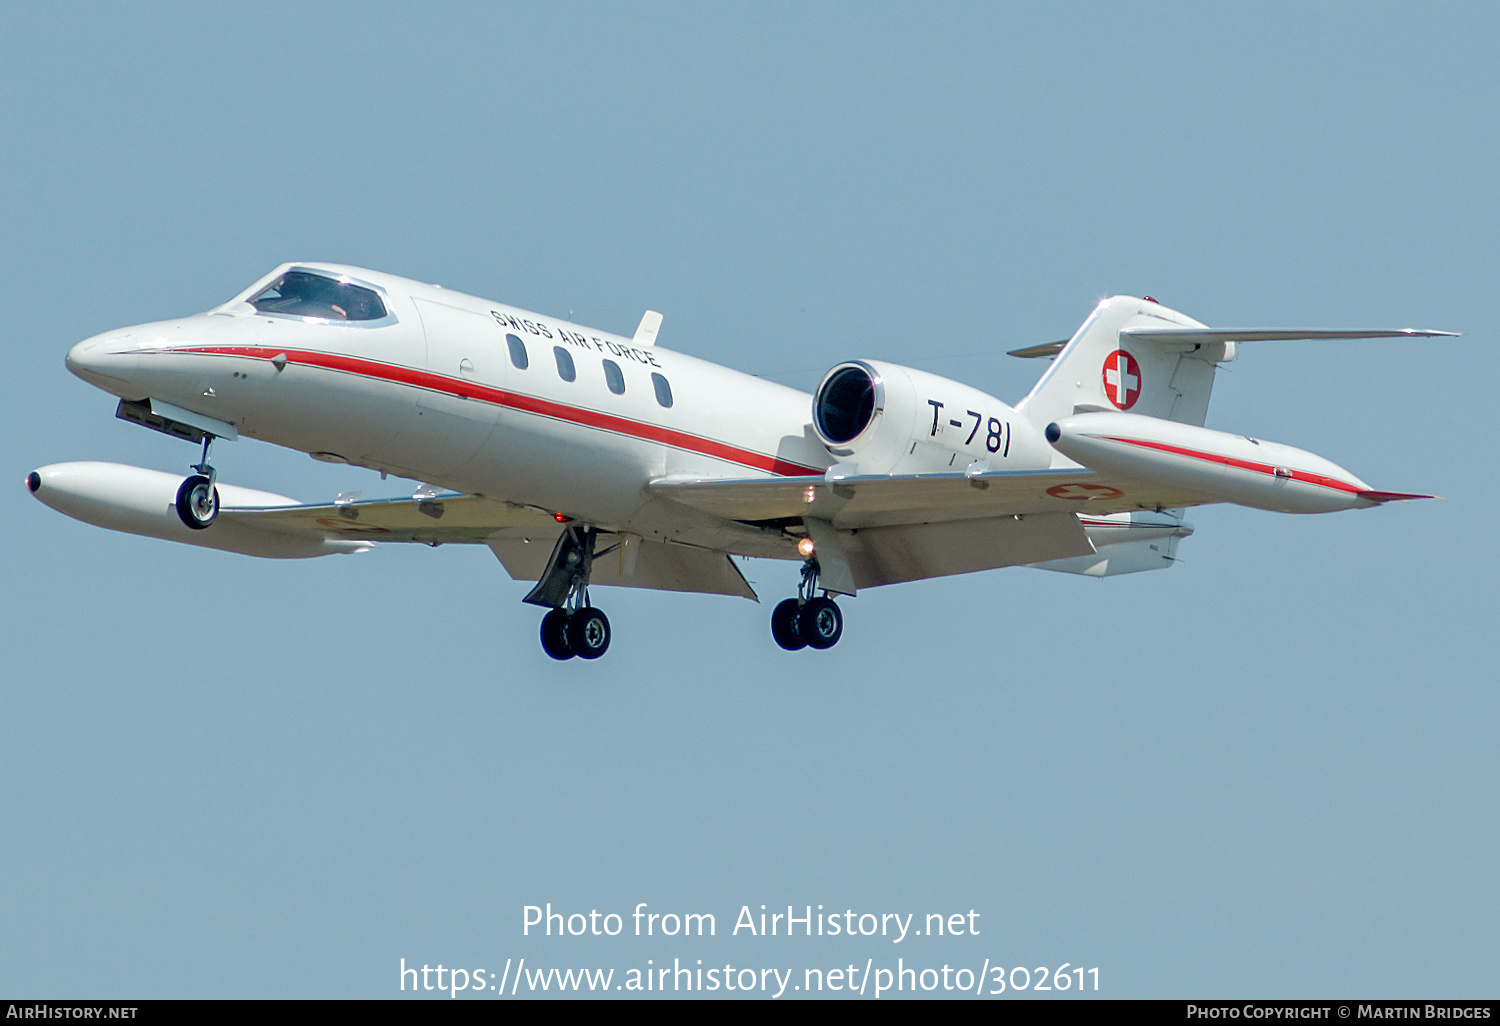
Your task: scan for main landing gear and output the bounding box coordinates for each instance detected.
[175,435,220,530]
[771,558,844,652]
[539,603,611,661]
[525,525,613,661]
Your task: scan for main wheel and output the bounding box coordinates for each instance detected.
[567,607,611,660]
[540,608,574,660]
[175,474,219,530]
[799,596,843,649]
[771,598,806,651]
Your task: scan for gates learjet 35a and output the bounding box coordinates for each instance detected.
[31,264,1454,660]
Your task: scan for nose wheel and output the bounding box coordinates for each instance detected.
[771,559,845,651]
[175,435,220,530]
[175,475,219,529]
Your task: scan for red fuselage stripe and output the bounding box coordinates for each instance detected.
[1097,435,1361,494]
[165,346,823,477]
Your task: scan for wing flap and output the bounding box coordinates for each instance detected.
[649,468,1205,529]
[222,493,557,544]
[486,528,756,600]
[846,513,1094,588]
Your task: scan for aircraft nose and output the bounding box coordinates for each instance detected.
[66,331,137,392]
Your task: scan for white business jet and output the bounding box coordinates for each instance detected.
[31,264,1454,660]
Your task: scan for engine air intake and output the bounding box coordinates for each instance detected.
[814,363,881,446]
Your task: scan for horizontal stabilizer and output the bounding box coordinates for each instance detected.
[1007,339,1068,359]
[1121,327,1458,345]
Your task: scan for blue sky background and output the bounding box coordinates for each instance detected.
[3,2,1495,999]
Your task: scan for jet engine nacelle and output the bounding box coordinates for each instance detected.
[811,360,1054,475]
[26,462,367,558]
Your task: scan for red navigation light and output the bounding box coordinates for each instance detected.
[553,512,571,523]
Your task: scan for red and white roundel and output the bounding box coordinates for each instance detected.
[1102,349,1141,409]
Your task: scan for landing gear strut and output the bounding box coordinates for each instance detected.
[527,525,613,661]
[771,557,844,651]
[175,435,220,530]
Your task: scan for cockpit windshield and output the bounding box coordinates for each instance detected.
[249,271,387,321]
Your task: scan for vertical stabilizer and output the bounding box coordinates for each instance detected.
[1015,296,1234,429]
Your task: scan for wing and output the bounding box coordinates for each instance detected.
[647,467,1215,591]
[224,492,756,599]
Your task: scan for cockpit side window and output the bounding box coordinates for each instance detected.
[250,271,387,321]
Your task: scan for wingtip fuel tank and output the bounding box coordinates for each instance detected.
[27,462,367,558]
[1045,413,1422,514]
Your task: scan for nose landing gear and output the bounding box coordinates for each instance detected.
[175,435,220,530]
[771,558,845,652]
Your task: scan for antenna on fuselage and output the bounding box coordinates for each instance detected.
[632,310,662,347]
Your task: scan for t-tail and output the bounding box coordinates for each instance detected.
[1013,294,1456,430]
[1014,295,1229,428]
[1012,296,1455,576]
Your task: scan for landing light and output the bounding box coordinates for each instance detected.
[797,537,816,558]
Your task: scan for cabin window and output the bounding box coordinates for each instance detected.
[554,346,576,382]
[651,372,673,408]
[603,359,625,395]
[249,271,386,321]
[506,333,529,370]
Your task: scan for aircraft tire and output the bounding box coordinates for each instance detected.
[540,608,574,660]
[567,607,611,660]
[771,598,806,651]
[175,474,219,530]
[799,596,843,650]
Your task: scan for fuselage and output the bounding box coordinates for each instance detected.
[67,264,1072,557]
[66,263,1406,572]
[67,263,864,546]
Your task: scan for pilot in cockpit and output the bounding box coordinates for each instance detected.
[250,270,386,322]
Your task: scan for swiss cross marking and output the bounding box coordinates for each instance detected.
[1102,350,1142,409]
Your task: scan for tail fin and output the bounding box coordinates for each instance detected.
[1015,296,1232,429]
